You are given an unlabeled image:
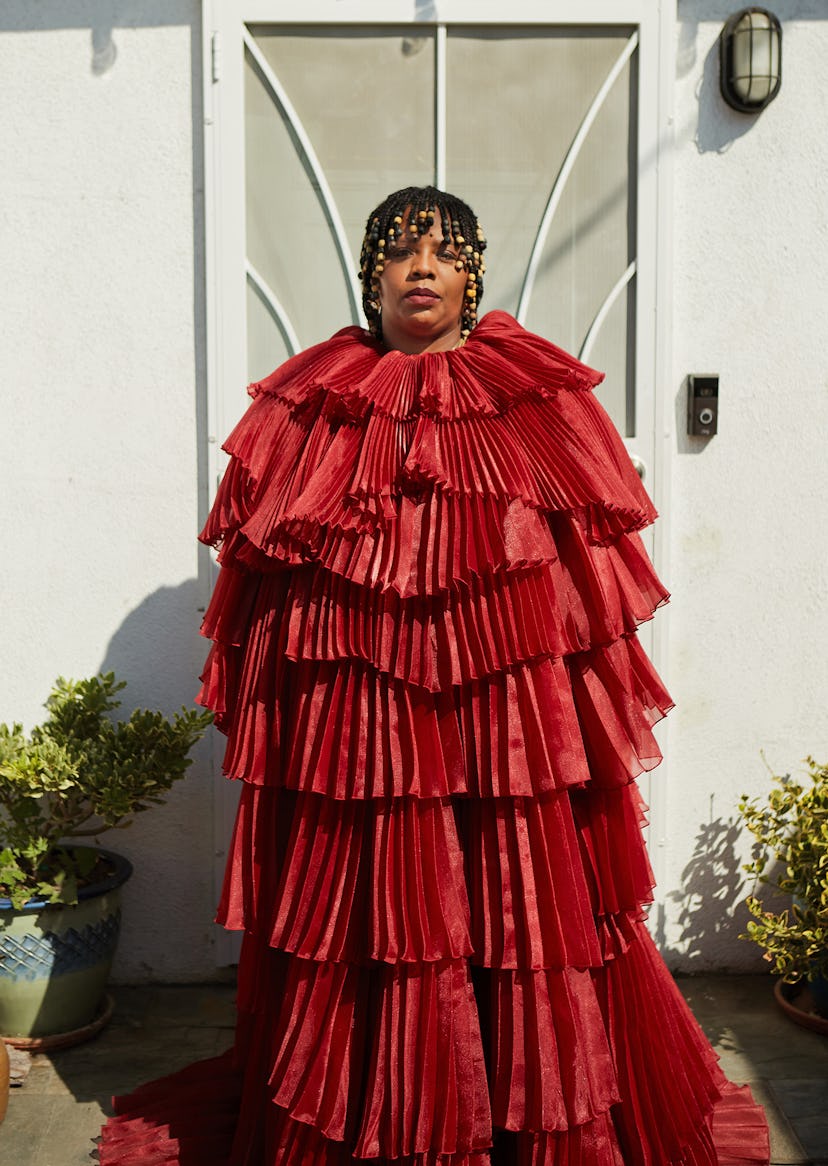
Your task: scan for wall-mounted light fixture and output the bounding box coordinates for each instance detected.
[720,8,782,113]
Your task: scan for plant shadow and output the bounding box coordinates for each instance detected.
[653,809,793,1048]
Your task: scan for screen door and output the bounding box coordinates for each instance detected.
[203,1,672,959]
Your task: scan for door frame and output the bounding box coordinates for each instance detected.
[200,1,676,959]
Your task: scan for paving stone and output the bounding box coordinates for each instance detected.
[2,1094,105,1166]
[767,1081,828,1162]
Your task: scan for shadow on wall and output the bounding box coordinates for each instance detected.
[92,20,117,74]
[0,0,193,34]
[95,576,227,983]
[653,814,751,976]
[98,576,209,713]
[651,807,793,1045]
[678,4,758,155]
[653,804,791,971]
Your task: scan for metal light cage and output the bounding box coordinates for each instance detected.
[720,8,782,113]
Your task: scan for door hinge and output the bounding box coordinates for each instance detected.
[211,31,221,83]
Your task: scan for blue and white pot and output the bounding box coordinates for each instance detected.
[0,848,132,1039]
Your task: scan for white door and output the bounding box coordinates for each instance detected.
[202,1,674,960]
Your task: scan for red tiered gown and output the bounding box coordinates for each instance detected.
[100,313,769,1165]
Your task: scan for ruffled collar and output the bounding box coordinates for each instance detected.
[251,311,604,423]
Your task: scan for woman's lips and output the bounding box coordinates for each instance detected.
[405,287,440,304]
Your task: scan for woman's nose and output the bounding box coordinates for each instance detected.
[410,248,436,277]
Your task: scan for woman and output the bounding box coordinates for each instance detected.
[102,187,769,1165]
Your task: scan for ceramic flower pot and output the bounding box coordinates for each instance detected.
[0,848,132,1043]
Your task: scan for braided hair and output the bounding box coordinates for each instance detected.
[358,186,487,340]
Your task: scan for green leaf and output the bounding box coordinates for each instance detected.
[0,675,212,902]
[740,755,828,981]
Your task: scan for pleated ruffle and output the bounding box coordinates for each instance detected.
[274,519,667,690]
[101,313,768,1165]
[487,966,619,1131]
[571,785,655,959]
[590,923,767,1166]
[199,313,657,598]
[218,786,604,970]
[709,1083,773,1166]
[227,940,624,1160]
[512,1116,624,1166]
[100,930,769,1166]
[202,639,670,800]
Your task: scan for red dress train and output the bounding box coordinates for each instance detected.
[100,313,769,1165]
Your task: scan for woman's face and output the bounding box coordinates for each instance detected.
[377,215,468,354]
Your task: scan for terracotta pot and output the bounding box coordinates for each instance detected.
[0,1039,9,1123]
[0,848,132,1042]
[774,977,828,1036]
[808,970,828,1016]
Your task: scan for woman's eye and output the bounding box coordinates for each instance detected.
[438,250,458,261]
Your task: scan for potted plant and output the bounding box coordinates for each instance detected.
[0,673,211,1046]
[739,755,828,1029]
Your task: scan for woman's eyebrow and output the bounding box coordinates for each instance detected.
[387,232,456,253]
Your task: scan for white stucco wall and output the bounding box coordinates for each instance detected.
[0,3,219,980]
[2,2,827,982]
[659,1,828,971]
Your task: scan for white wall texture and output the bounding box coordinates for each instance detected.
[660,1,828,971]
[0,3,219,980]
[1,2,826,981]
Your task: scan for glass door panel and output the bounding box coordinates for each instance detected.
[446,28,636,433]
[245,27,434,379]
[243,24,638,431]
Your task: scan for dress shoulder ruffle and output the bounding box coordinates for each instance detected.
[199,311,657,594]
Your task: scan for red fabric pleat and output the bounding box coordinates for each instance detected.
[568,637,673,787]
[266,794,473,964]
[280,656,589,799]
[215,780,268,932]
[460,795,600,970]
[709,1083,772,1166]
[354,959,492,1159]
[456,658,591,796]
[210,571,292,784]
[571,784,657,943]
[265,958,363,1141]
[488,966,620,1131]
[280,659,465,799]
[514,1115,625,1166]
[263,1102,493,1166]
[101,313,768,1166]
[591,923,769,1166]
